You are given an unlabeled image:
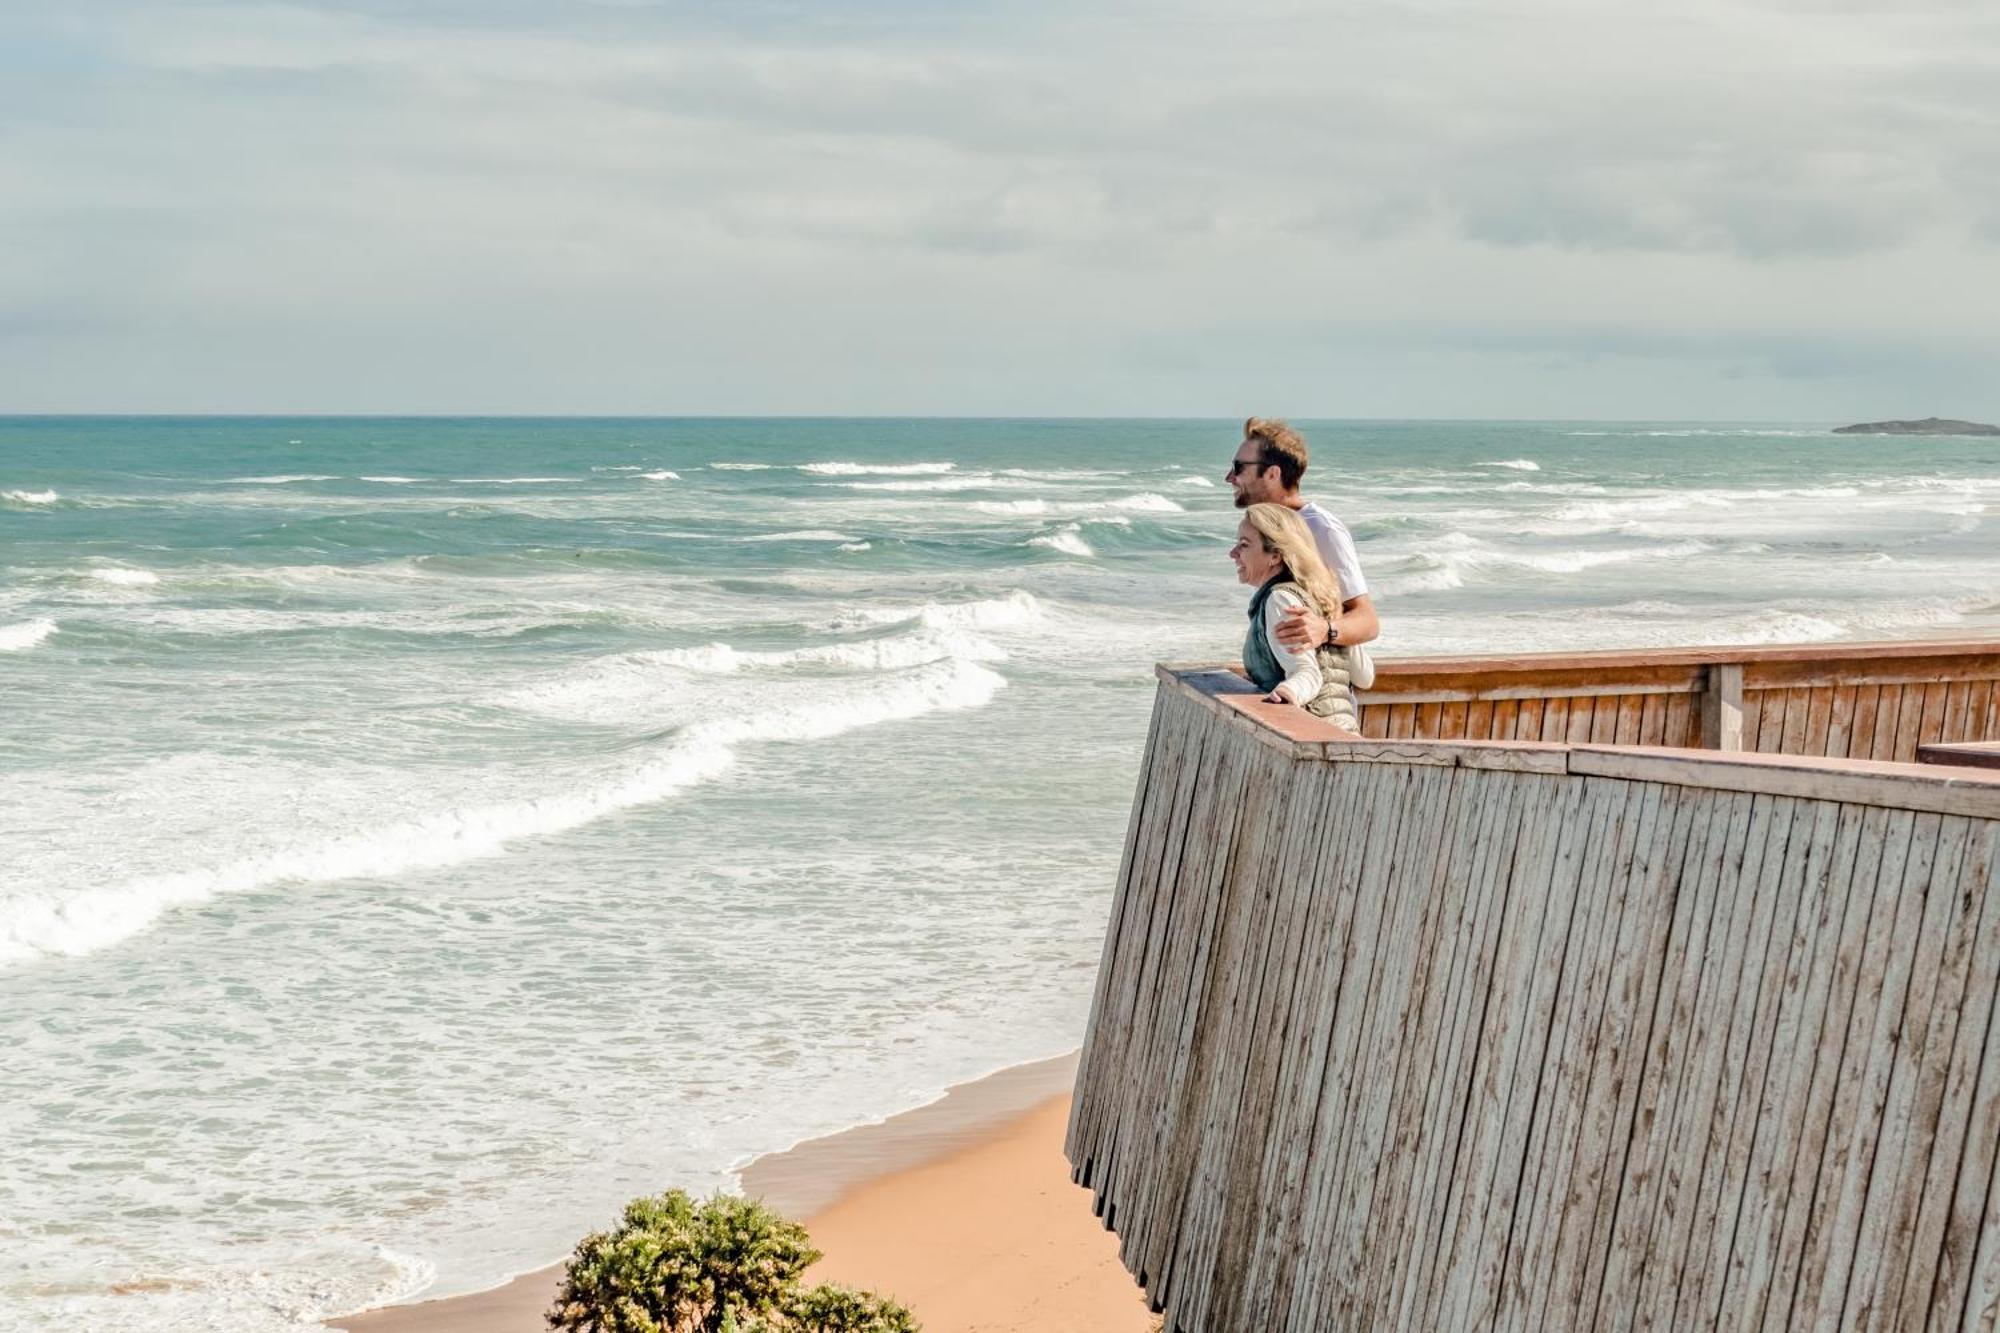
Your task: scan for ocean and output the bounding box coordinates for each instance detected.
[2,416,1996,1331]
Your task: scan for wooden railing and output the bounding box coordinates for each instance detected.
[1355,639,2000,762]
[1068,641,2000,1332]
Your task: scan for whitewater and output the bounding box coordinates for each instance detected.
[2,416,1997,1333]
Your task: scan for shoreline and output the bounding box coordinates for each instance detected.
[330,1050,1147,1332]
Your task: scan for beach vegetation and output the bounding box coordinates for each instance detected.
[548,1189,918,1333]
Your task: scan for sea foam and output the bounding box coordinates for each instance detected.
[0,618,55,652]
[799,461,956,476]
[1028,526,1094,558]
[0,657,1004,970]
[87,567,162,586]
[3,488,60,506]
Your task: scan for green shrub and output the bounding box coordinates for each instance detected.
[775,1283,921,1332]
[548,1190,917,1333]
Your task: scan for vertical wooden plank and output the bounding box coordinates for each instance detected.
[1443,700,1472,742]
[1803,684,1835,758]
[1388,703,1415,740]
[1466,697,1495,742]
[1941,680,1972,745]
[1639,693,1667,747]
[1359,703,1390,739]
[1979,677,2000,744]
[1960,679,1992,745]
[1614,692,1645,746]
[1915,681,1951,757]
[1541,697,1572,745]
[1871,685,1906,762]
[1663,689,1696,749]
[1566,696,1596,745]
[1778,685,1811,756]
[1589,694,1620,744]
[1849,683,1882,762]
[1826,684,1858,761]
[1416,700,1445,740]
[1517,698,1545,744]
[1744,691,1771,754]
[1493,697,1520,743]
[1893,683,1936,764]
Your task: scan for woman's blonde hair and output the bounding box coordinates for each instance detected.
[1243,502,1343,618]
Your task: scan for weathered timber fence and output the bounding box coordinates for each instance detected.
[1355,640,2000,762]
[1069,646,2000,1332]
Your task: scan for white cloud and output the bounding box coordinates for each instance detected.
[1,0,1995,413]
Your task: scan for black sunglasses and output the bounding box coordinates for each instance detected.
[1228,457,1265,477]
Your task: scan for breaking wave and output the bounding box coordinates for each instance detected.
[0,657,1005,969]
[87,567,162,586]
[0,618,56,652]
[1028,526,1094,557]
[799,462,956,476]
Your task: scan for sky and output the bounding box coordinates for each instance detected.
[2,0,1997,418]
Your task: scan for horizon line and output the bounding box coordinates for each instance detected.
[0,412,1863,424]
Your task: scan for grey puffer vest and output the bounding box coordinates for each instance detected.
[1244,577,1359,732]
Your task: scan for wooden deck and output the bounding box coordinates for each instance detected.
[1067,640,2000,1332]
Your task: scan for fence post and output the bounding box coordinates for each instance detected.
[1699,662,1745,750]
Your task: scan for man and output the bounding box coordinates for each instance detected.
[1227,417,1380,652]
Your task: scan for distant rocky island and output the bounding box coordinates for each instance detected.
[1833,416,2000,436]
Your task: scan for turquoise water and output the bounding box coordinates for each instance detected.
[2,417,1996,1330]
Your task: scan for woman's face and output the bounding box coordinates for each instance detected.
[1230,519,1282,586]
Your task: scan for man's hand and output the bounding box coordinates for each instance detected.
[1273,602,1329,651]
[1265,685,1297,704]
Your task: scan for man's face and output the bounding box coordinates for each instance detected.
[1227,441,1281,508]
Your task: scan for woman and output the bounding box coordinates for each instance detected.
[1230,502,1358,729]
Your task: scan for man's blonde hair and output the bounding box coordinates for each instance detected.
[1243,417,1308,491]
[1244,502,1342,617]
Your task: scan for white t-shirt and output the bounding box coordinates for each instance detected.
[1297,501,1369,603]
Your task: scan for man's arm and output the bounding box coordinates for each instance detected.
[1272,594,1380,651]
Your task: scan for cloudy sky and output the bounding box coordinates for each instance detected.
[3,0,1997,416]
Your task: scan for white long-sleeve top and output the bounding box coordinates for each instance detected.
[1262,585,1324,704]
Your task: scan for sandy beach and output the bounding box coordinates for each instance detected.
[331,1053,1151,1333]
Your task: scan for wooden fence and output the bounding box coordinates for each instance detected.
[1069,645,2000,1332]
[1354,640,2000,763]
